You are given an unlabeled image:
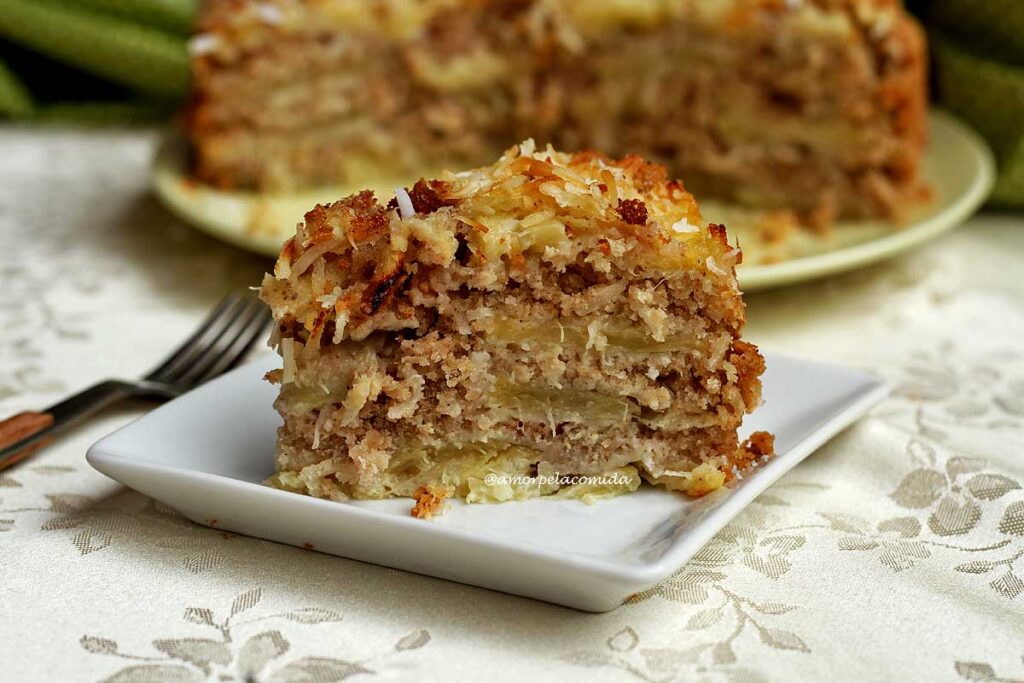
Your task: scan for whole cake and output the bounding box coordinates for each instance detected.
[259,142,772,517]
[188,0,927,224]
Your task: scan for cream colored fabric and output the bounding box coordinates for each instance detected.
[1,128,1022,683]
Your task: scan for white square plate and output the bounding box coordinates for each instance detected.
[87,353,886,612]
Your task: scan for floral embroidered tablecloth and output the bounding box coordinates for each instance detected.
[1,127,1022,683]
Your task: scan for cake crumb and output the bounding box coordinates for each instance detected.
[743,431,776,458]
[411,485,451,519]
[729,431,776,480]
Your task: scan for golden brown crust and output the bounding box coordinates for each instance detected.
[261,141,732,346]
[729,340,765,409]
[743,430,776,458]
[724,430,776,483]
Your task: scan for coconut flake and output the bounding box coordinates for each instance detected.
[638,307,668,341]
[255,3,285,24]
[869,12,894,39]
[290,239,342,279]
[188,33,220,56]
[586,320,607,352]
[332,311,349,344]
[310,258,326,296]
[521,210,556,228]
[281,337,296,384]
[312,409,331,449]
[317,286,342,309]
[340,373,380,426]
[706,257,728,276]
[394,187,415,219]
[671,219,700,234]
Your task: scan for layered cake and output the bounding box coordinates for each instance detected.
[259,142,772,517]
[188,0,927,224]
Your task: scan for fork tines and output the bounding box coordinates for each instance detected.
[146,292,271,389]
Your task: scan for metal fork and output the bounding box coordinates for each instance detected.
[0,292,271,471]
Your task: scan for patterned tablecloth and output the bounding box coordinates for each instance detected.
[1,127,1022,683]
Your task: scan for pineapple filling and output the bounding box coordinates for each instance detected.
[268,441,642,504]
[488,318,698,353]
[488,379,638,427]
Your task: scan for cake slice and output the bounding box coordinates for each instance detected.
[259,142,771,517]
[189,0,927,225]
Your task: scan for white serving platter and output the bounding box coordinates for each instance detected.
[88,353,886,612]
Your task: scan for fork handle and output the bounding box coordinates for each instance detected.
[0,380,137,471]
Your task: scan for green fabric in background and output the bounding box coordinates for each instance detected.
[927,0,1024,66]
[56,0,197,35]
[0,0,190,124]
[933,35,1024,208]
[33,100,173,125]
[915,0,1024,207]
[0,55,33,117]
[0,0,189,98]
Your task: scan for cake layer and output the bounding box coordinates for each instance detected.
[266,307,764,498]
[275,338,748,422]
[270,423,739,502]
